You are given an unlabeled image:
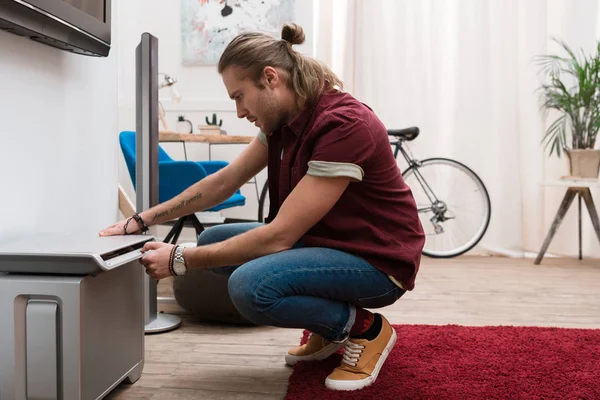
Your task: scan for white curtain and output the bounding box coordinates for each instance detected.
[315,0,600,258]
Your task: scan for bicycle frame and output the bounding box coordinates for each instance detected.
[390,138,440,214]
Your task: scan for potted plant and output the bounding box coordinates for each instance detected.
[536,39,600,178]
[199,113,226,135]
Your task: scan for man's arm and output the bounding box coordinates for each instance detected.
[100,138,267,236]
[141,138,268,225]
[184,174,351,268]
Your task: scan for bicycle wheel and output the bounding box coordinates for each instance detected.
[257,180,269,222]
[402,158,491,258]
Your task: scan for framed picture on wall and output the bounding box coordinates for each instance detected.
[181,0,295,66]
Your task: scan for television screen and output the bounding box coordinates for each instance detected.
[63,0,105,22]
[0,0,111,57]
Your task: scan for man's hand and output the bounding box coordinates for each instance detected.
[98,219,141,236]
[139,242,175,280]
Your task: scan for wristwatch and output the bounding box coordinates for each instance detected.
[172,245,187,276]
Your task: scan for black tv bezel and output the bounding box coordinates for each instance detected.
[0,0,111,57]
[21,0,111,43]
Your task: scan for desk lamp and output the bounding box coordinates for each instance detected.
[158,73,182,131]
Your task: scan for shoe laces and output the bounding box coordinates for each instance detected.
[341,341,365,367]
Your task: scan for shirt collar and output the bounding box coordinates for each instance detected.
[275,96,319,137]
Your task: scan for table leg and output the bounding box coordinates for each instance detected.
[581,188,600,244]
[535,188,577,265]
[578,193,582,260]
[173,140,188,160]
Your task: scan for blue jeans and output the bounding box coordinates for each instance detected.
[197,223,405,342]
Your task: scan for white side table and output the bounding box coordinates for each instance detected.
[536,178,600,264]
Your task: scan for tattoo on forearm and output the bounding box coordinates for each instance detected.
[184,192,203,206]
[152,211,170,221]
[152,193,202,221]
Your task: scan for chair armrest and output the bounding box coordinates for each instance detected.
[158,161,208,203]
[198,160,229,176]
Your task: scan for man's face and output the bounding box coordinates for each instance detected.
[222,66,287,135]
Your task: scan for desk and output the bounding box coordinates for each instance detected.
[159,131,254,160]
[535,178,600,264]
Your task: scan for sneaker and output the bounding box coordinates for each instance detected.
[325,314,396,391]
[285,333,345,366]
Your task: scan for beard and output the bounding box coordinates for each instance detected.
[255,89,287,135]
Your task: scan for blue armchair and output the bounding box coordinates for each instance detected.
[119,131,245,243]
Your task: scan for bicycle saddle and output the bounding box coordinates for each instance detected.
[388,127,420,141]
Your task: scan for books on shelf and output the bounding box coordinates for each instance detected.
[198,125,227,135]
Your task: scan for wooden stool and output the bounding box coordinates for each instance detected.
[535,179,600,264]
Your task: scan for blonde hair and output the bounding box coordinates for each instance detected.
[218,23,343,103]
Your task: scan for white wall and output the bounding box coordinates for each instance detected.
[116,0,313,221]
[0,12,119,241]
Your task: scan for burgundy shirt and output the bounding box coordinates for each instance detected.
[266,91,425,290]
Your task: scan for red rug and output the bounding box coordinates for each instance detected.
[285,325,600,400]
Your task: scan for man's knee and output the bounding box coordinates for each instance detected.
[228,265,276,321]
[227,266,254,312]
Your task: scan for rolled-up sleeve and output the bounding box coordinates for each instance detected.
[307,161,364,181]
[307,112,375,182]
[257,130,268,146]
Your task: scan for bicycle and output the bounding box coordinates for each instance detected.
[257,127,491,258]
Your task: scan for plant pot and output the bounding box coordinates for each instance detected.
[176,119,193,134]
[566,149,600,178]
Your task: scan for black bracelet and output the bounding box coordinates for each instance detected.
[168,245,177,276]
[123,217,134,235]
[132,213,149,233]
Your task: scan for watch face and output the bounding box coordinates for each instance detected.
[173,262,186,276]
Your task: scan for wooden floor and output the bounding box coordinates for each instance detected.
[106,255,600,400]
